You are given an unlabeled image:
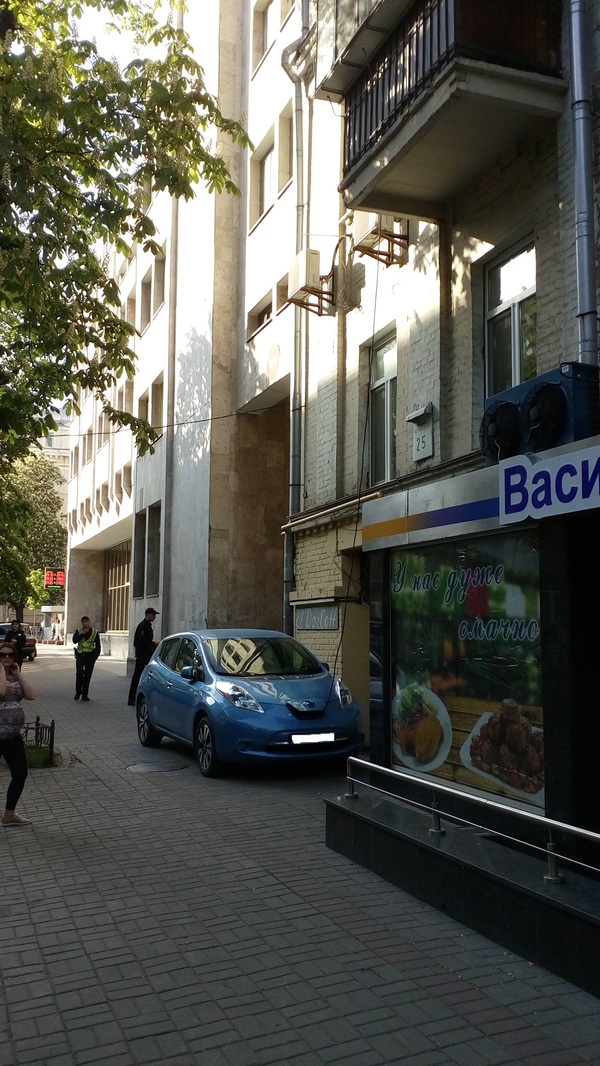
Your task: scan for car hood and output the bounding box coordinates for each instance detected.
[216,672,337,712]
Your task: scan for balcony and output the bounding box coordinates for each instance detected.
[316,0,566,219]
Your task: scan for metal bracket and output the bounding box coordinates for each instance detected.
[288,273,336,316]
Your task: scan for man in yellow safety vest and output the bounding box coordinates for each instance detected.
[72,616,101,702]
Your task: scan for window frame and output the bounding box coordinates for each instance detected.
[369,333,398,487]
[484,241,537,397]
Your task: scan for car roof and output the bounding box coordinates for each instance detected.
[160,629,292,641]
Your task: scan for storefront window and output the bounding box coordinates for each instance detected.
[390,530,543,807]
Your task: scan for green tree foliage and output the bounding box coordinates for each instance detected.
[0,0,249,461]
[1,453,68,615]
[28,569,48,612]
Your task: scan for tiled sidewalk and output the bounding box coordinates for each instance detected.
[0,646,599,1066]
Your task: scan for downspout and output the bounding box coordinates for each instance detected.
[161,8,183,630]
[569,0,598,363]
[282,0,310,633]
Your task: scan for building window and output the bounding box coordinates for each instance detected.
[280,0,294,23]
[259,145,275,217]
[486,243,537,396]
[247,292,273,337]
[249,130,276,227]
[133,510,147,598]
[105,541,131,632]
[151,376,163,433]
[133,504,161,599]
[138,391,149,423]
[369,335,397,486]
[126,288,136,328]
[253,0,277,68]
[153,248,166,315]
[141,269,152,332]
[278,106,293,191]
[146,503,161,596]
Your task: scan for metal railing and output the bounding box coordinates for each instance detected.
[343,0,562,175]
[22,716,55,763]
[346,756,600,886]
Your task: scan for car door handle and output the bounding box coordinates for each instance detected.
[166,681,173,689]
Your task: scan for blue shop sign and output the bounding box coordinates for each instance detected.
[500,445,600,524]
[362,436,600,550]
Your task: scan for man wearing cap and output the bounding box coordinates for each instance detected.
[128,608,159,706]
[73,616,101,702]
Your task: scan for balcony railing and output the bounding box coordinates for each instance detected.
[343,0,562,177]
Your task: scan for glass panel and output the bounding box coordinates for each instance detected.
[390,530,543,808]
[160,639,180,671]
[146,503,161,597]
[203,636,321,676]
[519,294,537,382]
[487,246,535,311]
[370,383,386,485]
[259,147,275,216]
[389,375,397,478]
[488,310,512,394]
[175,637,197,674]
[315,0,335,88]
[372,336,396,382]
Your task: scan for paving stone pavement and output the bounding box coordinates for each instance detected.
[1,646,599,1066]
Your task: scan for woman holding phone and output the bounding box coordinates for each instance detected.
[0,640,35,825]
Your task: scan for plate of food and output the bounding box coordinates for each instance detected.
[391,683,452,773]
[459,698,544,803]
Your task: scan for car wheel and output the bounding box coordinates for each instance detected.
[137,698,162,748]
[195,715,221,777]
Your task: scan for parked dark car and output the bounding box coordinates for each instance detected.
[0,622,37,661]
[135,628,364,777]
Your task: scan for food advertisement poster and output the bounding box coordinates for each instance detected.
[390,530,544,808]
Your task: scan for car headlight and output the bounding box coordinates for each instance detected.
[335,677,353,707]
[216,681,264,713]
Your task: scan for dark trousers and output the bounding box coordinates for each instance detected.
[75,652,96,697]
[0,734,28,810]
[128,656,148,703]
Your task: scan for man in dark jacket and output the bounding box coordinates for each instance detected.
[128,608,159,706]
[72,616,101,701]
[5,620,27,666]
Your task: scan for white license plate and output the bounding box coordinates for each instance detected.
[291,733,335,745]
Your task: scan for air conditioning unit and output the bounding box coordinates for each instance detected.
[480,362,600,465]
[352,211,397,248]
[288,249,321,301]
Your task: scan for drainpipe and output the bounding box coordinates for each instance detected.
[569,0,598,364]
[282,0,310,633]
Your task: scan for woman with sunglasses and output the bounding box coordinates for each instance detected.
[0,640,36,826]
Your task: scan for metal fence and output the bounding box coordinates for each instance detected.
[22,716,55,763]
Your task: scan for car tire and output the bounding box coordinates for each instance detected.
[195,715,221,777]
[137,698,162,748]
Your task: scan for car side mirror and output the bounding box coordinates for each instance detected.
[321,661,330,672]
[181,663,205,682]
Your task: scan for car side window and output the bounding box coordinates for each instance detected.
[174,637,197,674]
[159,638,180,672]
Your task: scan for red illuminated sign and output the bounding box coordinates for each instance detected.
[44,569,66,589]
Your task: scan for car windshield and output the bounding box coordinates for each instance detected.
[202,636,323,678]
